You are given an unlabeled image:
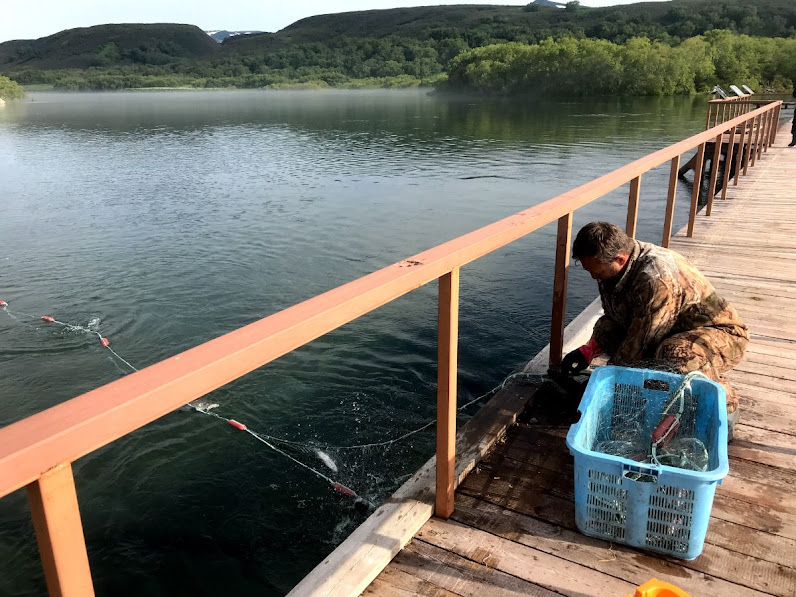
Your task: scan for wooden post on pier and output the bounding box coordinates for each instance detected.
[548,214,572,370]
[661,157,679,248]
[435,269,459,519]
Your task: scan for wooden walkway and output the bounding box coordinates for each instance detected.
[363,124,796,596]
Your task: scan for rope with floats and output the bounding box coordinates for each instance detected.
[1,299,539,508]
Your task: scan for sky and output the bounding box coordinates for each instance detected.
[2,1,672,43]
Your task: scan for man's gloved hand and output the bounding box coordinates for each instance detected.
[560,337,602,376]
[561,348,590,375]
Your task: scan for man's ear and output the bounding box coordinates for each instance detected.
[614,252,630,268]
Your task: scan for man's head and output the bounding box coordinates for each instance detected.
[572,221,634,280]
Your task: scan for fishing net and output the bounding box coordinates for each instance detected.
[590,363,712,473]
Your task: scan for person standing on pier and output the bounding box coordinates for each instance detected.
[561,221,748,434]
[789,82,796,146]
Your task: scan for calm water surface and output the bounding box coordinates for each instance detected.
[0,89,706,595]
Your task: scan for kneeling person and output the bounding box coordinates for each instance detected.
[561,222,748,428]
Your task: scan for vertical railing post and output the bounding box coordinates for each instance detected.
[687,143,706,237]
[27,463,95,597]
[662,156,680,248]
[706,133,723,216]
[548,213,573,370]
[705,103,713,130]
[771,105,781,145]
[626,175,641,238]
[435,268,459,520]
[751,115,762,167]
[759,111,770,156]
[721,125,736,200]
[742,118,754,176]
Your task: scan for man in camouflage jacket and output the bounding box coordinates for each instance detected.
[561,222,748,416]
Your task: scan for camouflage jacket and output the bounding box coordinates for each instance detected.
[592,240,748,363]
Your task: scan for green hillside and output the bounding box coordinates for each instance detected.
[1,1,794,92]
[0,24,219,70]
[223,0,796,54]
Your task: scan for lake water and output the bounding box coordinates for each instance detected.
[0,89,707,596]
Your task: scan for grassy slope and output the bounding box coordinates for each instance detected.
[0,24,219,70]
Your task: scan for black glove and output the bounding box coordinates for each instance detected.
[560,347,589,376]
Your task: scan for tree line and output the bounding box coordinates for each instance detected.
[445,31,796,95]
[3,30,795,95]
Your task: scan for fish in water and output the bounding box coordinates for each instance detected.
[315,450,338,472]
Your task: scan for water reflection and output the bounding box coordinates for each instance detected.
[0,89,707,596]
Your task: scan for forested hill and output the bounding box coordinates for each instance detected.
[0,24,218,70]
[224,0,796,54]
[1,1,795,92]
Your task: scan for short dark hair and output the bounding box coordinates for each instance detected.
[572,221,634,265]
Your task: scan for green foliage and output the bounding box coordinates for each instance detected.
[0,75,24,100]
[1,2,794,93]
[445,32,796,96]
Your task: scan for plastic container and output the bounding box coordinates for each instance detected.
[627,578,691,597]
[566,366,728,560]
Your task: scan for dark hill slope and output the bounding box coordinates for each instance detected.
[0,24,219,70]
[222,0,796,55]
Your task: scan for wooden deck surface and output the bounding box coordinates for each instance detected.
[363,123,796,596]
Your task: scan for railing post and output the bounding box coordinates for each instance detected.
[751,115,762,167]
[759,111,770,156]
[27,463,95,597]
[626,175,641,238]
[742,118,754,176]
[771,105,781,144]
[705,133,722,216]
[435,268,459,520]
[687,143,706,237]
[705,103,713,130]
[662,156,680,248]
[548,213,573,370]
[721,125,736,200]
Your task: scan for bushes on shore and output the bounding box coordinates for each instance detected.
[446,31,796,95]
[0,75,24,100]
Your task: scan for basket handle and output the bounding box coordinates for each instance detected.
[622,463,659,483]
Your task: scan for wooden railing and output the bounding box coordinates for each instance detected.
[0,100,782,597]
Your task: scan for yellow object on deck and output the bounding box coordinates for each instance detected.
[627,578,691,597]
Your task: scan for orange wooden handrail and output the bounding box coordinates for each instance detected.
[0,100,781,597]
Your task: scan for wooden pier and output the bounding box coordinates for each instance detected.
[361,124,796,596]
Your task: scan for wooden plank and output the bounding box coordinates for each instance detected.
[452,494,784,597]
[458,463,793,596]
[733,370,796,396]
[728,425,796,471]
[363,567,459,597]
[392,540,560,597]
[417,517,637,596]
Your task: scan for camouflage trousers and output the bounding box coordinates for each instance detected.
[599,323,748,413]
[654,328,747,413]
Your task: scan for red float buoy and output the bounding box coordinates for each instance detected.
[41,315,55,323]
[100,337,110,347]
[331,482,358,499]
[228,419,247,431]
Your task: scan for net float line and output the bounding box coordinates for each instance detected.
[0,299,367,504]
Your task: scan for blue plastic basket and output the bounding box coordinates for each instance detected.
[566,366,728,560]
